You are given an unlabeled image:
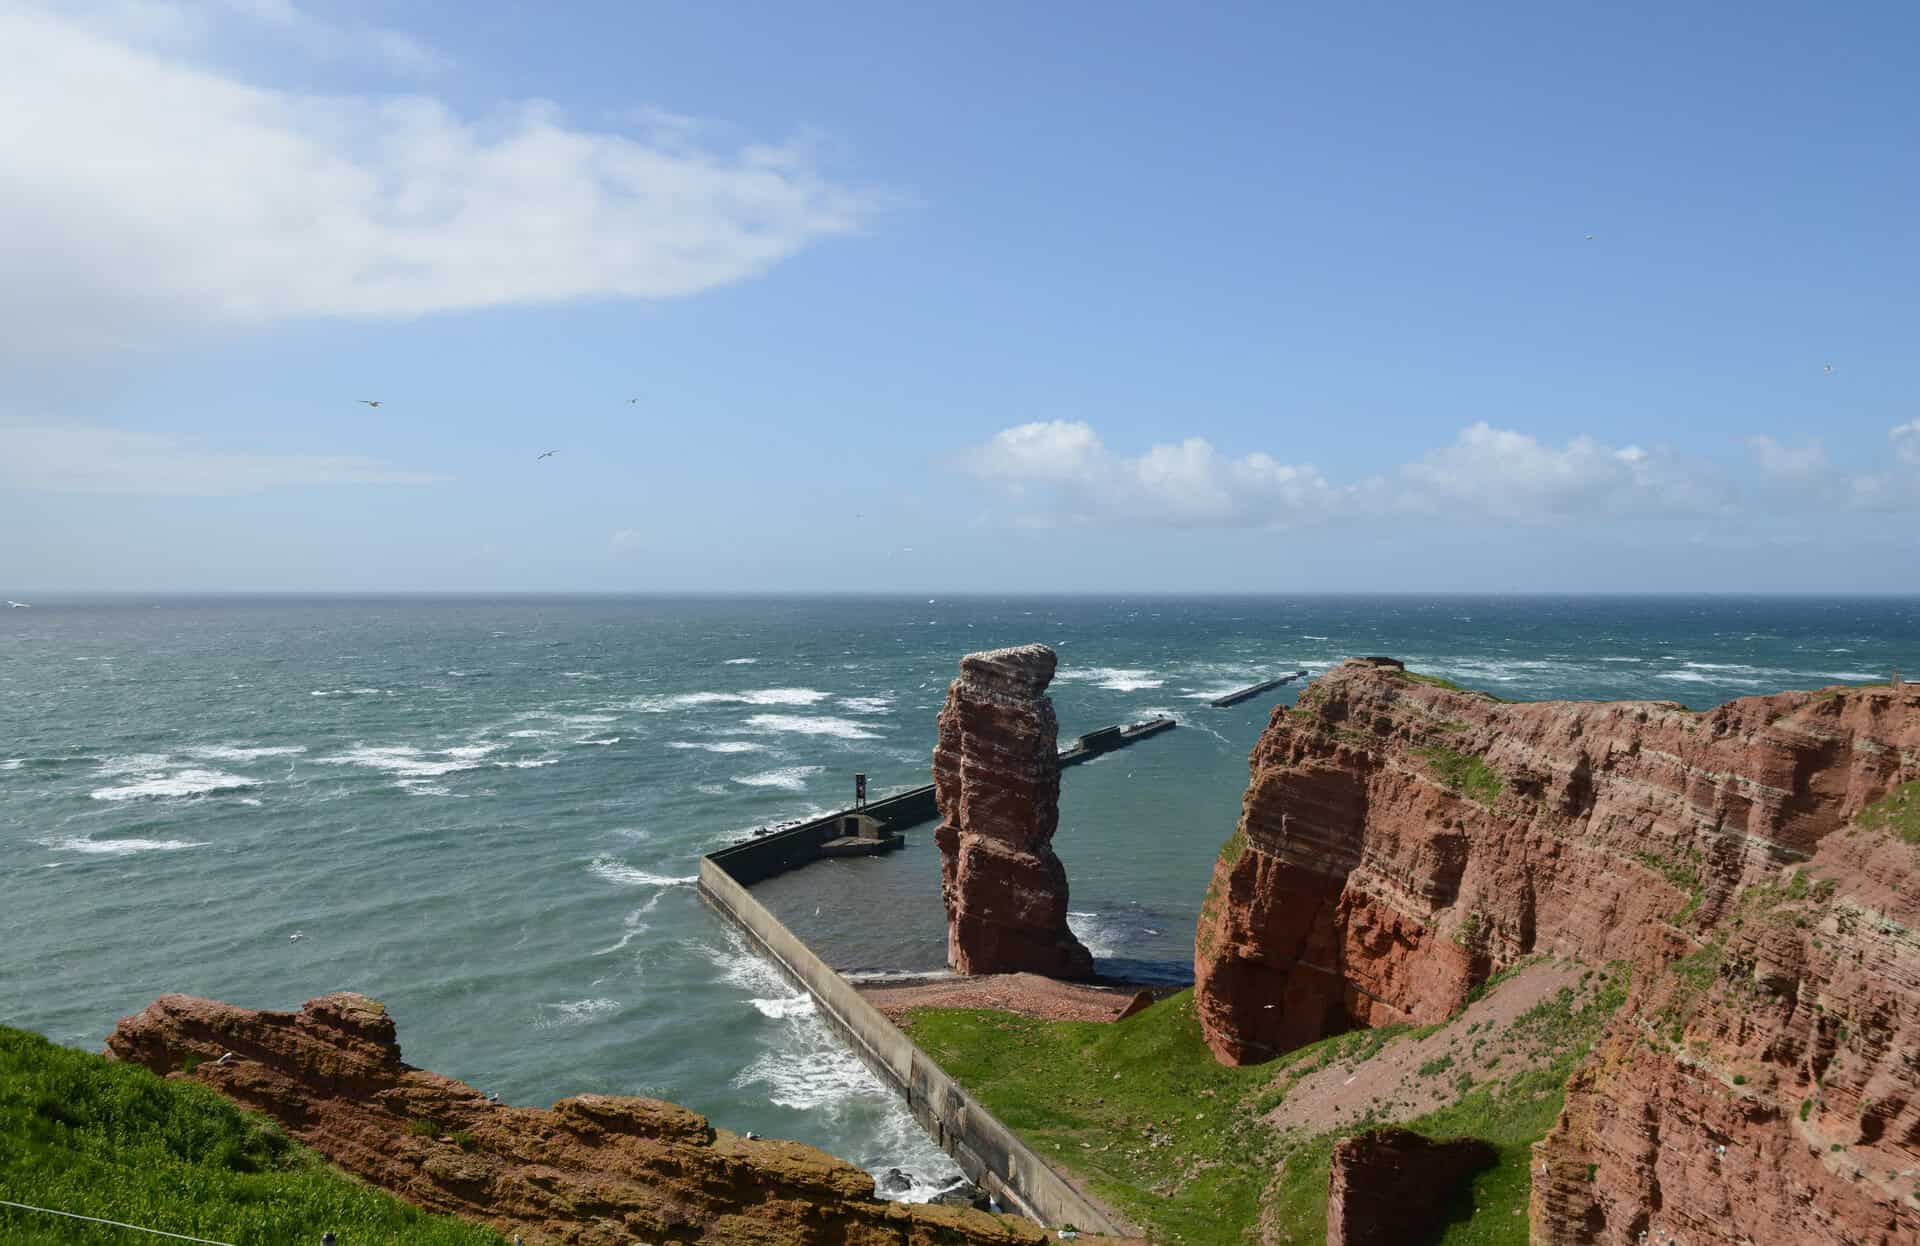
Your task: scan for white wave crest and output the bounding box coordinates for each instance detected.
[1058,667,1163,692]
[316,743,500,778]
[588,857,696,887]
[94,752,173,776]
[186,745,306,761]
[494,757,559,769]
[744,714,880,740]
[732,766,823,791]
[535,998,623,1028]
[724,657,759,665]
[668,740,765,754]
[838,696,894,714]
[751,996,817,1019]
[1,759,22,770]
[574,736,621,746]
[40,835,208,856]
[90,768,255,802]
[508,728,558,738]
[309,687,387,697]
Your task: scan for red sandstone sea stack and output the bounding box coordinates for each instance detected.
[934,644,1093,979]
[1194,658,1920,1244]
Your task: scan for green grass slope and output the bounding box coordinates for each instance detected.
[902,974,1626,1246]
[0,1026,503,1246]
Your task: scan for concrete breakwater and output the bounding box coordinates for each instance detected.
[696,860,1129,1235]
[707,716,1174,887]
[695,714,1177,1233]
[1208,669,1310,708]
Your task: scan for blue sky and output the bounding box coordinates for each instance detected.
[2,0,1915,592]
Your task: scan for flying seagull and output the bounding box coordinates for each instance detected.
[1823,363,1835,374]
[537,450,557,460]
[1585,234,1595,241]
[5,600,28,608]
[628,398,641,404]
[288,931,304,942]
[359,399,382,407]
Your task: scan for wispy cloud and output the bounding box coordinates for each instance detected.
[0,5,886,360]
[0,416,447,495]
[959,419,1915,529]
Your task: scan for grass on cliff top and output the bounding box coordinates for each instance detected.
[1391,669,1513,702]
[1859,780,1920,844]
[0,1025,504,1246]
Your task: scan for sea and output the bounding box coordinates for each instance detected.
[2,595,1914,1199]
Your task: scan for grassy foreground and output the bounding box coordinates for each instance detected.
[902,973,1626,1246]
[0,1025,503,1246]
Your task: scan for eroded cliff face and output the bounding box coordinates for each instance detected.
[1193,659,1920,1243]
[934,644,1092,978]
[107,992,1048,1246]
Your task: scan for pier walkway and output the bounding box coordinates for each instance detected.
[1209,669,1310,708]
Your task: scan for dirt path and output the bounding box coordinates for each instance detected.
[1261,958,1597,1132]
[858,972,1161,1023]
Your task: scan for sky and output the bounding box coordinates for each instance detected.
[1,0,1916,594]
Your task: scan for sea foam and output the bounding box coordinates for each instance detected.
[588,857,696,887]
[90,768,254,802]
[40,835,208,856]
[732,765,823,791]
[744,714,880,740]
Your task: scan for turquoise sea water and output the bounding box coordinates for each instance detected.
[2,594,1915,1196]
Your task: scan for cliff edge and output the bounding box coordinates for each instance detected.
[106,992,1049,1246]
[1193,658,1919,1244]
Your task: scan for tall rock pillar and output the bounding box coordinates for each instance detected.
[933,644,1093,978]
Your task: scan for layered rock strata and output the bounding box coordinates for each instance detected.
[934,644,1092,978]
[107,992,1049,1246]
[1192,658,1920,1243]
[1325,1128,1496,1246]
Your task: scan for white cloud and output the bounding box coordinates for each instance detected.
[1892,421,1920,469]
[0,5,883,359]
[1397,423,1720,522]
[0,416,446,495]
[609,529,647,553]
[960,420,1718,528]
[961,421,1338,526]
[1745,426,1920,511]
[48,0,445,74]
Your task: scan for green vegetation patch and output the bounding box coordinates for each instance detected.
[1265,967,1628,1246]
[1391,669,1513,702]
[1858,781,1920,845]
[904,969,1629,1246]
[0,1025,503,1246]
[901,991,1283,1246]
[1416,745,1506,805]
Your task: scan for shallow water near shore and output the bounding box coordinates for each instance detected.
[3,594,1915,1196]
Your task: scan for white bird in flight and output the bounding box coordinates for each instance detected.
[358,399,382,407]
[627,398,641,404]
[5,600,28,608]
[1823,363,1835,374]
[537,450,557,460]
[288,931,304,942]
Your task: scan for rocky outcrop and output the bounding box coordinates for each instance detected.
[1325,1128,1496,1246]
[1193,658,1920,1243]
[107,992,1050,1246]
[934,644,1092,978]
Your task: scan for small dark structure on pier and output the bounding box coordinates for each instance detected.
[1209,669,1311,708]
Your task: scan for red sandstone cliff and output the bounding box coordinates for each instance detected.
[1193,658,1920,1243]
[934,644,1093,978]
[107,992,1048,1246]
